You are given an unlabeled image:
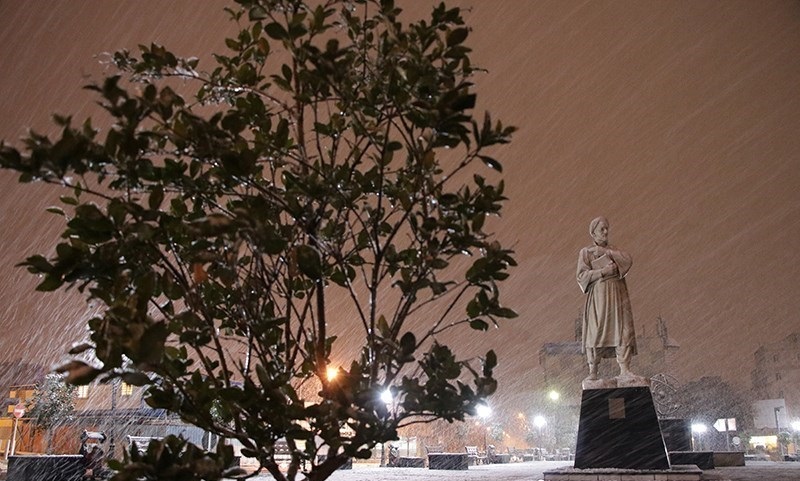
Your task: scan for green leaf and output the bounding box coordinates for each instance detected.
[148,185,164,210]
[60,196,79,206]
[36,274,63,292]
[22,255,53,273]
[492,307,517,318]
[469,319,489,331]
[294,245,322,279]
[478,155,502,172]
[249,6,268,20]
[46,206,66,217]
[121,371,151,386]
[399,332,416,356]
[376,315,390,337]
[446,27,469,47]
[264,22,288,40]
[484,350,497,371]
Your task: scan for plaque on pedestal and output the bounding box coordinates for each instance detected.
[574,386,670,470]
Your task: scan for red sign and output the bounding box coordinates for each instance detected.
[13,403,25,419]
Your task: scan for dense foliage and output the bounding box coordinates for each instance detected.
[0,1,516,479]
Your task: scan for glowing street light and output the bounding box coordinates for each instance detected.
[548,390,560,402]
[476,403,491,455]
[326,366,338,381]
[379,389,394,467]
[691,423,707,451]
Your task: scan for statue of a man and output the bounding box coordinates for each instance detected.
[576,217,639,383]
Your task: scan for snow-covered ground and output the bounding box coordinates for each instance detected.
[251,460,800,481]
[253,461,569,481]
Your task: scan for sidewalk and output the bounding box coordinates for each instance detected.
[703,461,800,481]
[249,460,800,481]
[2,458,799,480]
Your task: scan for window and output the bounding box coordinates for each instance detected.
[120,382,133,397]
[77,385,89,399]
[775,372,782,381]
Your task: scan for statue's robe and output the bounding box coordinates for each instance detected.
[576,244,636,358]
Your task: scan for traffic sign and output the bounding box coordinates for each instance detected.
[713,417,736,432]
[13,403,25,419]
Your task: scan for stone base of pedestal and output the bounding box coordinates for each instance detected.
[427,453,468,470]
[543,464,702,481]
[574,387,670,470]
[669,451,713,469]
[395,456,425,468]
[713,451,744,466]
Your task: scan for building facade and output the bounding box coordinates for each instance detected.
[751,332,800,429]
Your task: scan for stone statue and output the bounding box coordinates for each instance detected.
[576,217,646,388]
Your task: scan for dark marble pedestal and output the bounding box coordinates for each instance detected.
[427,453,468,470]
[574,386,670,470]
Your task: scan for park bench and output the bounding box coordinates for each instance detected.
[507,447,526,462]
[126,435,162,455]
[426,445,468,470]
[557,447,574,461]
[522,448,536,462]
[464,445,486,465]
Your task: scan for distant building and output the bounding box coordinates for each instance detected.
[751,332,800,428]
[539,316,681,406]
[2,371,204,456]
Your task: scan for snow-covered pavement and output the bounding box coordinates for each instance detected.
[254,461,571,481]
[251,460,800,481]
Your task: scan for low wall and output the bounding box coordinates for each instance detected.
[428,453,468,470]
[7,455,84,481]
[713,451,745,467]
[669,451,714,469]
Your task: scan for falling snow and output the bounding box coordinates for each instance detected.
[0,0,799,457]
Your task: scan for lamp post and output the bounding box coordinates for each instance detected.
[774,407,783,458]
[380,389,393,467]
[532,416,546,460]
[691,423,707,451]
[476,403,492,456]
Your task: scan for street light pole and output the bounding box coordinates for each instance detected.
[774,407,783,458]
[476,404,491,458]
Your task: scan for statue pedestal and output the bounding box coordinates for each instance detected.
[574,386,670,470]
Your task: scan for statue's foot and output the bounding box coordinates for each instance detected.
[616,371,649,387]
[582,377,618,390]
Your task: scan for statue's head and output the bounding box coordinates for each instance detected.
[590,216,609,246]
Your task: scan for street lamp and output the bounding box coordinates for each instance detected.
[548,390,560,402]
[380,389,394,467]
[381,389,393,405]
[476,403,491,456]
[691,423,707,451]
[326,366,338,382]
[533,415,547,440]
[775,407,784,458]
